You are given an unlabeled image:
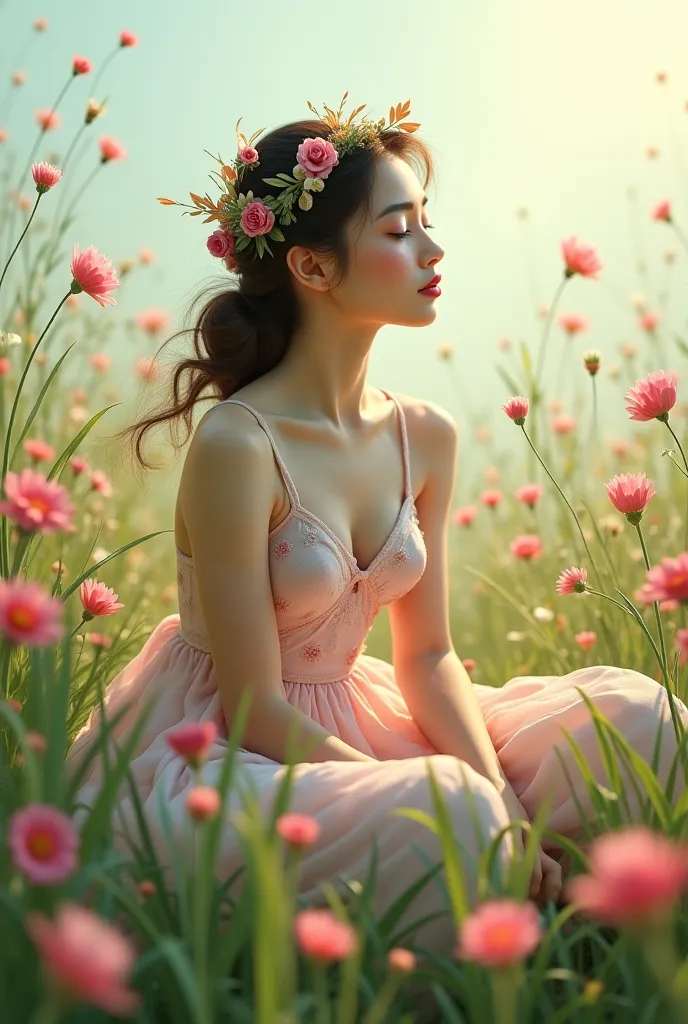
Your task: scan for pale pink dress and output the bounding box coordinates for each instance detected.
[68,390,687,954]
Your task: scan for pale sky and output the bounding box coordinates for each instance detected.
[1,0,687,488]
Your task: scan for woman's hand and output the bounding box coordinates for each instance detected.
[499,784,562,906]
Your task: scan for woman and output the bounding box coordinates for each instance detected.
[69,98,686,956]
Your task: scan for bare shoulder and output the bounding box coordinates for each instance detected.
[392,392,458,486]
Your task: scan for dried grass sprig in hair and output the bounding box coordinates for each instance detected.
[156,91,421,269]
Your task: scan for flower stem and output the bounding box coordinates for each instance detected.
[490,966,520,1024]
[663,420,688,550]
[634,523,669,677]
[0,194,42,294]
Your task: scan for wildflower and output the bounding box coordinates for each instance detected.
[69,457,89,476]
[561,236,603,279]
[186,786,221,821]
[509,534,543,560]
[276,813,321,847]
[5,698,22,714]
[605,472,656,524]
[461,657,477,672]
[70,244,120,307]
[506,630,526,642]
[31,162,63,194]
[0,469,75,534]
[501,395,529,424]
[552,414,576,435]
[481,489,503,509]
[134,356,160,382]
[436,342,453,360]
[89,469,113,496]
[26,731,47,753]
[533,606,555,622]
[456,899,543,967]
[8,804,79,885]
[99,136,127,164]
[558,313,589,336]
[79,580,124,619]
[90,353,111,372]
[642,553,688,604]
[566,827,688,927]
[638,311,661,333]
[35,109,61,132]
[23,438,54,463]
[0,358,10,376]
[86,633,112,649]
[652,200,672,223]
[138,247,155,264]
[625,369,678,422]
[583,350,602,375]
[166,721,217,768]
[134,308,171,336]
[388,948,416,973]
[575,630,597,651]
[497,337,512,351]
[0,578,64,646]
[453,505,477,527]
[295,909,357,963]
[27,903,139,1014]
[137,880,156,898]
[515,483,544,508]
[120,30,138,47]
[674,628,688,664]
[556,567,588,595]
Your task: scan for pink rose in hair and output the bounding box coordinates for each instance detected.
[206,229,235,259]
[296,137,339,180]
[238,146,259,165]
[240,199,275,238]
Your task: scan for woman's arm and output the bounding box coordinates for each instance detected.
[181,403,376,765]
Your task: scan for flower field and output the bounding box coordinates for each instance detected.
[1,15,688,1024]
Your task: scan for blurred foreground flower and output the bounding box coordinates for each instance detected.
[0,577,64,646]
[295,909,357,963]
[0,468,76,533]
[643,553,688,604]
[276,813,321,848]
[8,804,79,885]
[456,899,542,967]
[165,721,217,769]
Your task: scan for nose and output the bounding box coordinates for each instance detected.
[426,239,444,266]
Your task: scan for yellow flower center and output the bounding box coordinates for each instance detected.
[28,829,56,860]
[487,925,516,952]
[29,498,50,514]
[9,605,36,630]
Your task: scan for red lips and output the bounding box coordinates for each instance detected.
[419,273,442,291]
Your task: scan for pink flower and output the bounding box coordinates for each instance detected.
[675,628,688,664]
[90,352,111,372]
[0,130,8,145]
[79,579,124,618]
[134,356,159,383]
[186,786,221,821]
[0,577,64,646]
[119,30,138,47]
[27,903,139,1015]
[8,804,79,885]
[501,395,529,424]
[638,311,661,332]
[0,357,10,375]
[583,350,601,375]
[72,56,93,76]
[515,483,544,508]
[605,472,656,521]
[206,229,235,259]
[625,369,678,422]
[652,199,672,222]
[0,468,75,533]
[566,827,688,927]
[481,489,503,509]
[69,456,89,476]
[575,630,598,651]
[558,313,589,336]
[461,657,477,672]
[12,71,26,86]
[166,721,217,768]
[643,553,688,604]
[295,909,357,963]
[510,534,543,560]
[561,236,603,279]
[453,505,477,527]
[31,162,63,193]
[388,947,417,973]
[138,247,155,264]
[87,632,112,649]
[240,199,275,238]
[89,469,113,496]
[552,413,576,435]
[296,137,339,180]
[99,136,127,163]
[70,244,120,308]
[23,438,54,462]
[34,17,48,31]
[134,308,171,336]
[238,145,259,165]
[276,813,321,847]
[556,566,588,595]
[35,108,61,132]
[456,899,543,967]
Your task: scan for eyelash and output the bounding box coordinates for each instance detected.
[389,226,434,239]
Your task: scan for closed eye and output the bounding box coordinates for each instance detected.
[389,225,435,239]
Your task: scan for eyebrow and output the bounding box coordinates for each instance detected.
[375,196,428,221]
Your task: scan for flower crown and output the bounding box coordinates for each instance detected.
[157,92,420,272]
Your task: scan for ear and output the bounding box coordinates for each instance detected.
[285,245,336,293]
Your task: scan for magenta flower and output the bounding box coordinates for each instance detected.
[510,534,543,561]
[70,244,120,307]
[566,827,688,927]
[625,369,678,422]
[605,472,656,523]
[276,813,321,848]
[456,899,542,967]
[0,468,75,534]
[0,578,64,646]
[8,804,79,885]
[642,553,688,604]
[165,721,217,768]
[27,903,139,1015]
[561,236,603,279]
[501,395,529,424]
[79,580,124,618]
[295,909,357,963]
[556,566,588,595]
[31,162,63,194]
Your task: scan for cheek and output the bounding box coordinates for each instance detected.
[355,241,412,285]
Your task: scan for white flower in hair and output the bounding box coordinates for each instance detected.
[298,191,314,211]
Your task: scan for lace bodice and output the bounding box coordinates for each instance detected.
[175,390,427,683]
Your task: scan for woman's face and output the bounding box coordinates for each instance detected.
[333,154,445,328]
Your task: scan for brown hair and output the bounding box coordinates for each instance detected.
[114,117,435,471]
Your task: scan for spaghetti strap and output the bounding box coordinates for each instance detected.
[380,389,412,500]
[217,398,301,506]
